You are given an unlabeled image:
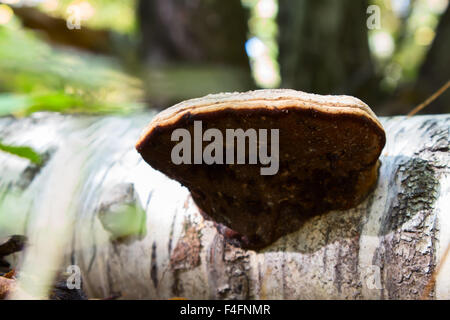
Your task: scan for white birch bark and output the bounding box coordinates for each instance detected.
[0,112,448,299]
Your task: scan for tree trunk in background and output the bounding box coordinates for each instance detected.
[12,6,113,55]
[0,113,449,299]
[137,0,253,106]
[277,0,379,107]
[138,0,249,67]
[414,5,450,114]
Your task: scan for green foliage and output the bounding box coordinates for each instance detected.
[0,91,141,117]
[0,8,143,163]
[0,140,42,164]
[369,0,448,91]
[0,22,144,116]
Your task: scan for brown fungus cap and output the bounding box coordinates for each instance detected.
[136,89,386,249]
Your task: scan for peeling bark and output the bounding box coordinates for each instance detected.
[0,112,448,299]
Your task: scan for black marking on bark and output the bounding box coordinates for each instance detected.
[87,243,97,274]
[16,149,53,190]
[323,225,330,272]
[386,159,438,232]
[422,122,449,153]
[70,207,78,266]
[168,208,178,255]
[150,241,158,289]
[257,256,262,299]
[281,252,286,299]
[0,235,26,257]
[0,182,10,205]
[418,119,438,131]
[111,240,121,257]
[144,190,153,212]
[22,184,34,235]
[69,237,76,266]
[334,245,343,294]
[171,270,183,297]
[106,261,115,297]
[379,158,439,299]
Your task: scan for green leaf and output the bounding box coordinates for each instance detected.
[0,141,42,164]
[25,91,84,115]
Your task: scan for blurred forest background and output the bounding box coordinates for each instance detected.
[0,0,449,163]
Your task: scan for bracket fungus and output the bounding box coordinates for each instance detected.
[136,89,386,249]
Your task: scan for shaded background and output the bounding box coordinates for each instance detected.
[0,0,448,126]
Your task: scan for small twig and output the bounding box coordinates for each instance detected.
[408,80,450,117]
[421,242,450,299]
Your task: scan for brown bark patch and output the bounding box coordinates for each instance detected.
[170,222,201,271]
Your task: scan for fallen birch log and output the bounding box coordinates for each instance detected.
[0,112,448,299]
